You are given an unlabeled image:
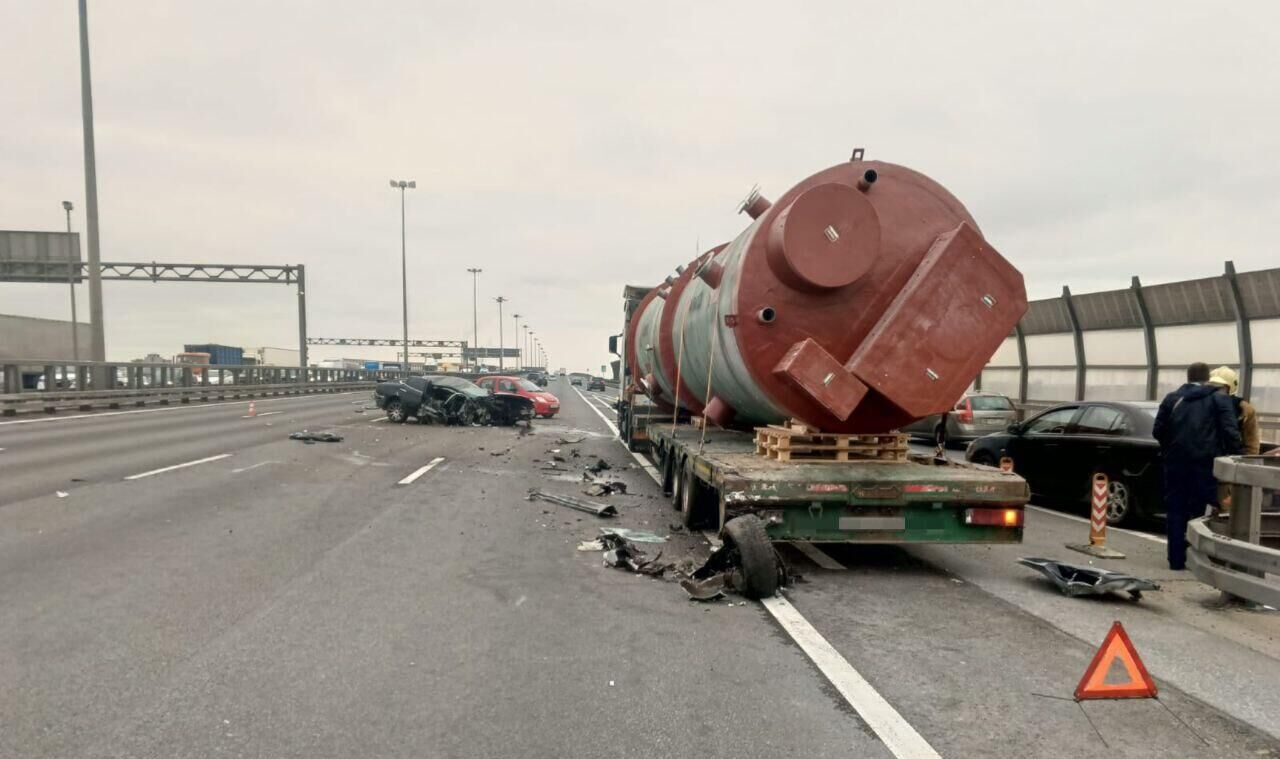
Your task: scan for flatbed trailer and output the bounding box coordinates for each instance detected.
[617,397,1029,597]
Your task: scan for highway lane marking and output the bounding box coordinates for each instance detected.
[0,392,360,427]
[579,385,933,754]
[242,411,283,418]
[794,541,845,570]
[124,453,233,480]
[762,595,942,759]
[1026,504,1167,544]
[231,460,278,474]
[570,386,662,482]
[398,457,445,485]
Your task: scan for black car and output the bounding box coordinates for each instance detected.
[570,376,583,386]
[526,371,548,387]
[965,401,1161,525]
[374,375,535,426]
[587,377,606,391]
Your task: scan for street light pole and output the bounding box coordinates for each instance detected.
[495,297,507,371]
[529,331,535,369]
[62,201,79,361]
[467,267,482,370]
[512,313,521,370]
[390,179,416,371]
[77,0,105,365]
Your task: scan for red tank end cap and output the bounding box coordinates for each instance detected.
[766,182,880,291]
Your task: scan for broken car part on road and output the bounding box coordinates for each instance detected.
[288,431,344,444]
[1018,557,1160,600]
[526,489,617,517]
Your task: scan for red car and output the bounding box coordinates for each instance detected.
[476,375,560,418]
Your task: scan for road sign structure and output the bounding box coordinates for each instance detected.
[1075,621,1158,700]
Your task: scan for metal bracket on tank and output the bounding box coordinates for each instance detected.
[850,147,865,161]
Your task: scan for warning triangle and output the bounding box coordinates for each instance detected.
[1075,621,1157,700]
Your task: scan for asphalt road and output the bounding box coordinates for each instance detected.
[2,380,1278,758]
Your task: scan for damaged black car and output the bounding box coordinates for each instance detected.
[373,375,535,426]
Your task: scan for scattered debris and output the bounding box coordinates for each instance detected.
[490,448,511,456]
[577,540,605,551]
[583,481,628,497]
[587,458,612,474]
[552,454,567,463]
[56,491,69,498]
[599,531,672,575]
[289,430,344,444]
[527,489,617,517]
[600,527,666,544]
[570,449,581,458]
[680,574,726,601]
[557,436,586,445]
[669,523,685,532]
[1018,557,1160,600]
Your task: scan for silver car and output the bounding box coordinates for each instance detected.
[901,392,1018,447]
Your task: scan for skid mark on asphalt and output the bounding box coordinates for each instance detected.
[124,453,233,480]
[571,384,935,757]
[397,457,445,485]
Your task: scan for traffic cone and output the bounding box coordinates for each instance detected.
[248,401,257,418]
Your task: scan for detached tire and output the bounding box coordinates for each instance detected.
[386,399,406,423]
[724,515,779,599]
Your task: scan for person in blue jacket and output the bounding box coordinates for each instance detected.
[1153,362,1243,569]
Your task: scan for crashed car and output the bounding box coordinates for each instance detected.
[373,375,535,426]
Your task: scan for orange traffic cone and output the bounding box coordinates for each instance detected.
[248,401,257,417]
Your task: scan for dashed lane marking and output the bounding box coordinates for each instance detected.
[397,457,445,485]
[242,411,283,418]
[793,541,845,570]
[0,392,359,427]
[124,453,233,481]
[575,385,935,757]
[762,595,942,759]
[1026,504,1167,544]
[231,461,278,474]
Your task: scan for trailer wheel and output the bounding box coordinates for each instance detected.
[679,462,714,529]
[669,456,685,510]
[724,514,779,599]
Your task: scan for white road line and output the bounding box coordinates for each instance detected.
[1026,504,1167,544]
[794,541,845,570]
[584,386,928,756]
[570,386,662,481]
[231,460,278,474]
[242,411,283,418]
[0,391,359,427]
[397,456,445,485]
[124,453,232,481]
[762,595,942,759]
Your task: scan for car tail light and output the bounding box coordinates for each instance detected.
[956,398,974,424]
[964,507,1023,527]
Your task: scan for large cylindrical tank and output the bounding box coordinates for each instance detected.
[626,158,1027,433]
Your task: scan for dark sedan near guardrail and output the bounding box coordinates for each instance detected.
[965,400,1162,526]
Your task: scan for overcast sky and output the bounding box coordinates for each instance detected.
[3,2,1278,371]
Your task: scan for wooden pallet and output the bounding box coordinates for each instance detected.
[754,420,908,463]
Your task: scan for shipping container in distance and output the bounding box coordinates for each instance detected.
[183,344,243,366]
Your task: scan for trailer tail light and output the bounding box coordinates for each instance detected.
[956,397,974,424]
[964,507,1023,527]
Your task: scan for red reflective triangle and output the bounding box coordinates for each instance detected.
[1075,621,1158,700]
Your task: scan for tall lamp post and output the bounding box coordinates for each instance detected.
[529,331,535,369]
[466,267,482,370]
[523,326,529,366]
[62,201,80,361]
[495,296,507,371]
[512,313,521,370]
[77,0,105,367]
[390,179,415,369]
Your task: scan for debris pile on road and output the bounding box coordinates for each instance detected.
[1018,557,1160,600]
[527,488,617,517]
[583,481,627,497]
[288,431,344,444]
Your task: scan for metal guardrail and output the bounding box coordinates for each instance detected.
[1186,455,1280,607]
[0,358,401,416]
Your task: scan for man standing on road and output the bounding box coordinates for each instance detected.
[1207,366,1261,514]
[1153,362,1242,570]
